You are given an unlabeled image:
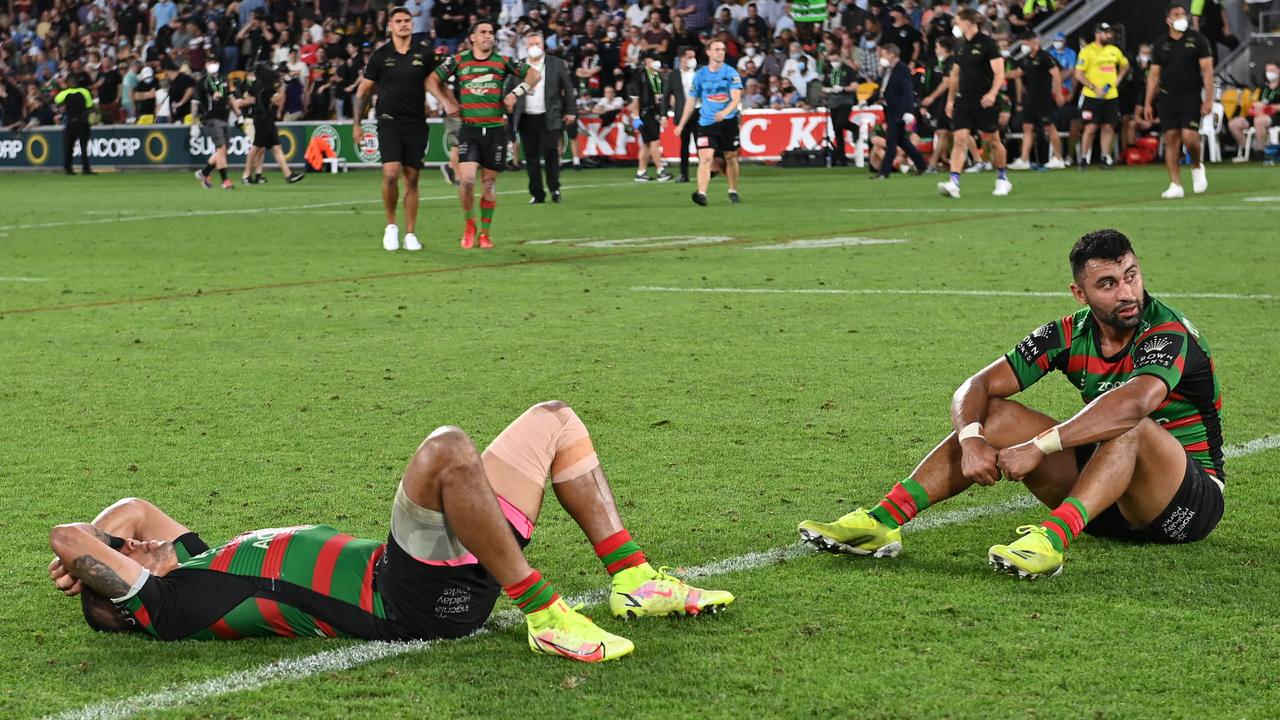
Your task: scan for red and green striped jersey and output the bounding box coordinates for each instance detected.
[433,50,527,127]
[120,525,388,640]
[1004,294,1225,478]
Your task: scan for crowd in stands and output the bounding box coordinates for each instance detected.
[0,0,1275,165]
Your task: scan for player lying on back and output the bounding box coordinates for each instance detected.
[48,402,733,662]
[800,230,1225,578]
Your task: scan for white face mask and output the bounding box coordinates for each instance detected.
[1138,54,1151,64]
[1020,43,1030,55]
[951,24,964,39]
[878,56,890,68]
[1172,17,1189,33]
[1052,40,1064,50]
[1268,70,1280,83]
[527,44,543,59]
[684,58,697,70]
[205,63,219,75]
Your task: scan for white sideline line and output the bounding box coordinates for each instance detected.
[630,286,1277,301]
[745,237,908,251]
[48,434,1278,720]
[0,276,47,282]
[0,182,630,233]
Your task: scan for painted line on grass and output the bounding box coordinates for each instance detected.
[744,237,908,250]
[843,205,1280,213]
[630,286,1277,301]
[48,432,1277,720]
[0,276,47,282]
[0,182,632,233]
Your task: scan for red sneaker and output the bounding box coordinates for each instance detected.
[478,233,493,249]
[461,221,477,249]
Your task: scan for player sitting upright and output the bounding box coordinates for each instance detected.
[49,401,733,661]
[799,230,1225,578]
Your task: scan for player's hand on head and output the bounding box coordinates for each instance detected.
[48,557,83,596]
[959,437,1001,486]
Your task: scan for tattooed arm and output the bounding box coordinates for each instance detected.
[48,524,147,599]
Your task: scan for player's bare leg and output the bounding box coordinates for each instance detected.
[692,147,714,205]
[1081,122,1098,165]
[724,150,740,202]
[937,127,969,197]
[1046,122,1064,162]
[1020,122,1036,164]
[477,167,499,247]
[457,161,479,247]
[480,401,734,619]
[1183,127,1207,193]
[380,161,402,250]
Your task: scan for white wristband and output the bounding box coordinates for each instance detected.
[1033,426,1064,455]
[957,422,984,441]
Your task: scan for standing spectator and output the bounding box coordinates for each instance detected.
[193,61,236,190]
[169,64,197,122]
[514,31,576,204]
[741,77,766,108]
[674,0,716,36]
[1229,62,1278,160]
[121,61,140,121]
[95,56,123,123]
[642,11,672,60]
[56,73,95,175]
[772,3,797,39]
[1,73,25,130]
[870,43,927,179]
[782,41,816,91]
[662,44,700,182]
[1074,22,1127,169]
[627,49,673,181]
[433,0,468,53]
[855,17,881,82]
[885,4,922,63]
[738,3,768,42]
[820,47,858,165]
[150,0,178,34]
[405,0,434,43]
[1144,4,1213,199]
[133,66,157,119]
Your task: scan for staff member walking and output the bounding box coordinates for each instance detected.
[870,44,927,180]
[1008,32,1065,170]
[628,50,674,183]
[193,60,235,190]
[1144,4,1213,199]
[55,73,94,175]
[674,39,743,206]
[513,31,575,204]
[1074,22,1128,169]
[354,6,459,252]
[937,7,1010,199]
[661,46,699,183]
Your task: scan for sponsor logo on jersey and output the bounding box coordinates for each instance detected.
[1134,333,1183,369]
[707,92,729,102]
[1016,321,1061,365]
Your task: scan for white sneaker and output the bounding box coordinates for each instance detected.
[403,232,421,251]
[992,178,1013,196]
[937,179,961,198]
[1045,157,1066,170]
[383,224,399,251]
[1191,165,1208,194]
[1007,159,1032,171]
[1232,155,1249,164]
[1161,183,1185,200]
[963,162,984,174]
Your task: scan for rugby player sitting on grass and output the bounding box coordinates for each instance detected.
[800,230,1225,578]
[49,402,733,661]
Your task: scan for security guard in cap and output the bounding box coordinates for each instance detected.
[55,73,95,175]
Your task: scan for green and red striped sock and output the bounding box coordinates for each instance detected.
[1041,497,1089,552]
[503,569,560,615]
[594,529,647,575]
[479,198,495,236]
[868,478,931,529]
[463,205,474,224]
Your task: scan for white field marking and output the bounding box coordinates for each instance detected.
[744,237,909,250]
[524,235,733,248]
[842,206,1280,213]
[50,433,1279,720]
[0,276,47,282]
[1244,196,1280,202]
[630,286,1277,301]
[0,182,631,233]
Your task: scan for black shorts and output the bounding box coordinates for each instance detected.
[376,527,528,641]
[457,125,510,171]
[253,122,279,149]
[695,117,740,153]
[1078,446,1224,544]
[951,97,998,134]
[1024,94,1057,126]
[638,110,662,143]
[928,99,951,132]
[1081,96,1120,125]
[378,119,429,168]
[1158,96,1202,133]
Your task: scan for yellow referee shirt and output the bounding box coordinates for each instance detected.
[1076,43,1128,99]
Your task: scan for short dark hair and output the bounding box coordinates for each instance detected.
[935,37,954,52]
[679,45,696,57]
[81,590,133,634]
[1069,229,1135,279]
[388,5,412,20]
[1168,3,1187,17]
[880,43,900,58]
[469,19,495,35]
[957,7,982,25]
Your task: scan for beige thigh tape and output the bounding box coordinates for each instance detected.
[390,482,469,562]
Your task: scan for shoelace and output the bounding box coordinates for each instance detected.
[649,566,684,585]
[1014,524,1050,540]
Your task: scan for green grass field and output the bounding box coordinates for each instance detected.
[3,164,1278,719]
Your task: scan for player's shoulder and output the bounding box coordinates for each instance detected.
[1137,296,1193,338]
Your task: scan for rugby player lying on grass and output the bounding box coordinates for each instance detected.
[800,230,1225,578]
[48,401,733,661]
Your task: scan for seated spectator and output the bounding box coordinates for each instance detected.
[592,85,626,125]
[1229,62,1280,160]
[739,3,769,42]
[770,78,803,109]
[741,77,767,109]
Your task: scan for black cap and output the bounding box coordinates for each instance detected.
[642,49,659,60]
[890,4,907,14]
[1096,22,1112,32]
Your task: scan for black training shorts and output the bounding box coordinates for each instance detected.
[253,122,279,149]
[457,125,510,171]
[638,110,662,144]
[378,119,429,168]
[1025,94,1057,126]
[1157,96,1203,133]
[951,97,998,134]
[1081,96,1120,125]
[928,99,951,132]
[1077,445,1224,543]
[695,117,740,153]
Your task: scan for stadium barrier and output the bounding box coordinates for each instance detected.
[0,108,886,170]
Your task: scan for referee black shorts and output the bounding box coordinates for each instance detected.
[378,119,429,169]
[695,117,740,153]
[1157,96,1203,133]
[951,97,998,134]
[457,124,510,171]
[1081,96,1120,126]
[1077,445,1224,544]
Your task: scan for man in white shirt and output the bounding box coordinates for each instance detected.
[626,0,652,28]
[780,41,815,85]
[755,0,784,26]
[513,32,577,203]
[772,3,797,38]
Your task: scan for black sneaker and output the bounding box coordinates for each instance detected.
[241,175,255,185]
[287,172,305,183]
[255,175,268,184]
[552,190,561,203]
[692,192,708,206]
[529,196,545,204]
[728,190,740,203]
[676,175,690,183]
[656,169,674,182]
[635,172,652,182]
